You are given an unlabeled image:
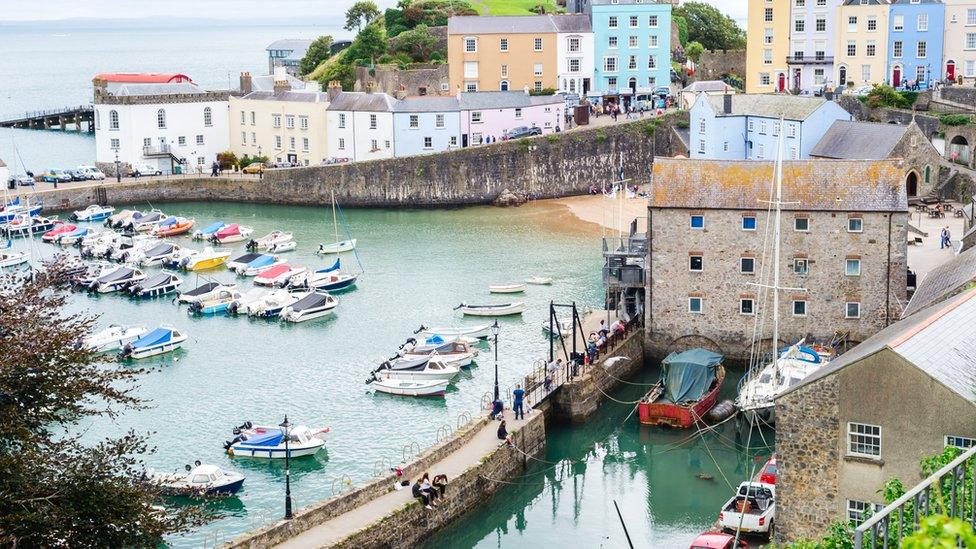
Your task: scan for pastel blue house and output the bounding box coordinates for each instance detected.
[392,97,462,158]
[590,0,672,105]
[689,94,852,160]
[887,0,945,89]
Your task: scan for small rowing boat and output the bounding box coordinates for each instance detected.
[368,356,460,382]
[317,239,356,254]
[372,378,449,397]
[454,302,525,317]
[488,283,525,294]
[525,276,553,285]
[414,323,493,339]
[84,324,149,353]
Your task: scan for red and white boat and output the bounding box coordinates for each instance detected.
[42,223,77,242]
[154,217,195,237]
[638,348,725,428]
[210,223,253,244]
[254,263,307,287]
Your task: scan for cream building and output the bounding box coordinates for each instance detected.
[944,0,976,84]
[835,0,891,87]
[746,0,791,93]
[229,71,329,166]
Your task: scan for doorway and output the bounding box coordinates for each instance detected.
[906,171,918,197]
[892,66,902,88]
[946,61,955,82]
[839,65,847,86]
[777,73,786,93]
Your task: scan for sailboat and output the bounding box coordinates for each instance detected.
[317,191,357,254]
[735,117,830,426]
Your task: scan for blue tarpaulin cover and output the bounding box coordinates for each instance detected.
[248,254,277,268]
[131,328,172,348]
[659,348,723,404]
[243,430,284,447]
[426,335,445,344]
[201,221,224,234]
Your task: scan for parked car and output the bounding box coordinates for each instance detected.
[41,169,72,183]
[66,169,88,181]
[242,162,265,174]
[77,165,106,180]
[8,174,35,187]
[718,482,776,539]
[507,126,543,139]
[758,455,778,485]
[654,86,672,98]
[689,532,748,549]
[270,161,297,169]
[131,163,162,177]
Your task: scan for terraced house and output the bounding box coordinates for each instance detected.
[746,0,792,92]
[887,0,945,88]
[590,0,673,102]
[835,0,891,87]
[944,0,976,84]
[788,0,845,94]
[447,14,593,94]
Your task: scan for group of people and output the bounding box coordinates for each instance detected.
[940,225,953,249]
[411,472,449,510]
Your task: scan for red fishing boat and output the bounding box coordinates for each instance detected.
[638,348,725,428]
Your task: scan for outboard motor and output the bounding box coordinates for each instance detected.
[413,324,428,335]
[245,239,258,252]
[227,301,240,315]
[452,303,465,311]
[117,343,133,360]
[188,301,203,314]
[179,256,191,269]
[398,338,417,351]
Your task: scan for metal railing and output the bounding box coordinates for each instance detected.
[143,144,173,156]
[787,55,834,64]
[854,445,976,548]
[19,104,93,120]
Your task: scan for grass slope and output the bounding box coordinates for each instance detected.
[469,0,560,15]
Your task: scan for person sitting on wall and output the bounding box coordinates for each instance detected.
[497,419,508,441]
[490,397,503,420]
[412,478,433,509]
[432,474,448,499]
[420,473,439,506]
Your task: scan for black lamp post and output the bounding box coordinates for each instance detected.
[492,320,500,402]
[280,416,293,520]
[114,151,121,183]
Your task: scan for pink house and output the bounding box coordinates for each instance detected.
[458,91,563,147]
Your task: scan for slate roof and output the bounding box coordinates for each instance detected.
[111,82,205,96]
[779,288,976,405]
[448,14,591,34]
[327,91,396,112]
[810,120,908,160]
[704,94,830,120]
[241,90,329,103]
[904,245,976,316]
[683,81,733,93]
[247,74,306,93]
[841,0,889,4]
[457,91,561,110]
[265,39,313,52]
[650,158,907,212]
[394,96,460,113]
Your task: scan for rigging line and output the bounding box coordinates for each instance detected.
[690,408,736,491]
[588,361,661,386]
[334,198,365,274]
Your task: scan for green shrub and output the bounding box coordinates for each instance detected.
[674,119,690,129]
[546,135,559,143]
[865,85,914,109]
[940,114,972,126]
[528,87,557,96]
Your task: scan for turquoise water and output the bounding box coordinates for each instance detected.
[8,200,605,546]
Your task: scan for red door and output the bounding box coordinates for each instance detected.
[892,67,901,88]
[947,61,955,81]
[777,73,786,92]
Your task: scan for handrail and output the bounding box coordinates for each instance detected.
[854,445,976,548]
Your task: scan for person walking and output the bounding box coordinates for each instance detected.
[513,384,525,420]
[211,161,220,177]
[940,227,949,249]
[944,227,952,250]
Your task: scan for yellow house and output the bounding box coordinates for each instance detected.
[229,72,330,166]
[835,0,890,88]
[448,15,566,93]
[746,0,791,93]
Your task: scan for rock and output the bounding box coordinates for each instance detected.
[493,188,527,207]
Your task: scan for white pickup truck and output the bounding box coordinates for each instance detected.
[718,481,776,539]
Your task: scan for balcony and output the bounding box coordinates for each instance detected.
[787,55,834,65]
[143,144,173,157]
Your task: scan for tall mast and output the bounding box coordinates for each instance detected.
[331,190,339,245]
[772,116,785,380]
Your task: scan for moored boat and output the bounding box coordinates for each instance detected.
[246,230,293,252]
[54,226,92,246]
[241,288,300,318]
[254,263,306,287]
[149,462,244,497]
[267,240,297,253]
[638,349,725,428]
[209,223,253,244]
[227,287,267,315]
[288,259,357,292]
[736,342,829,425]
[489,283,526,294]
[414,323,493,340]
[153,217,195,237]
[280,291,338,323]
[84,324,150,353]
[0,251,29,269]
[127,271,183,298]
[525,276,553,285]
[188,288,241,315]
[88,266,147,293]
[176,281,234,304]
[106,209,138,228]
[128,211,166,232]
[455,302,525,317]
[224,421,328,459]
[192,221,225,240]
[180,247,231,271]
[400,337,478,368]
[118,326,187,359]
[317,239,356,254]
[71,204,115,222]
[234,253,281,276]
[42,223,77,242]
[371,378,449,397]
[368,356,460,382]
[226,252,262,272]
[135,242,179,267]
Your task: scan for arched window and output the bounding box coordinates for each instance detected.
[569,79,577,93]
[500,80,509,91]
[925,165,931,184]
[203,107,212,127]
[157,108,166,129]
[109,109,119,130]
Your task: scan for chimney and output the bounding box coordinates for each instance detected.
[239,71,253,95]
[723,93,733,115]
[366,82,376,94]
[394,83,408,100]
[273,66,291,94]
[327,80,342,101]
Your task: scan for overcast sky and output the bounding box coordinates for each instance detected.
[3,0,748,25]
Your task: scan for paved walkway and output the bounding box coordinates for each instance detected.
[8,172,259,198]
[275,409,527,548]
[906,201,966,279]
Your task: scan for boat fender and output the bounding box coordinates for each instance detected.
[185,464,193,472]
[707,400,736,423]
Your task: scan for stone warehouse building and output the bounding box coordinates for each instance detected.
[646,158,909,361]
[774,288,976,542]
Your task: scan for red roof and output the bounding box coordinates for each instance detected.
[93,73,193,84]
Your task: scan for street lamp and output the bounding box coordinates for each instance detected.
[280,416,293,520]
[114,151,121,183]
[492,320,500,402]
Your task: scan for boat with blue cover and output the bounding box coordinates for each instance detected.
[127,271,183,298]
[188,288,241,315]
[235,253,282,276]
[55,226,92,246]
[288,258,357,292]
[224,421,329,459]
[118,326,187,359]
[193,221,225,240]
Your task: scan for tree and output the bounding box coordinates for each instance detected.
[344,21,388,66]
[673,2,746,51]
[902,515,976,548]
[0,264,210,546]
[345,1,381,33]
[685,41,705,63]
[389,24,441,62]
[299,35,335,76]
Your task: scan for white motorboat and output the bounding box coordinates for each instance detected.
[400,338,478,368]
[71,204,116,222]
[210,224,254,244]
[72,261,116,288]
[489,283,526,294]
[525,276,553,285]
[54,226,92,246]
[188,288,241,315]
[0,251,29,269]
[372,378,449,397]
[246,230,293,252]
[227,287,268,315]
[118,326,187,359]
[149,462,244,497]
[254,263,306,287]
[192,221,225,240]
[415,323,493,340]
[280,291,338,323]
[127,271,183,298]
[267,240,297,253]
[226,252,262,272]
[176,282,236,304]
[242,288,301,318]
[137,243,181,267]
[224,421,329,459]
[84,324,149,353]
[88,265,147,293]
[128,211,167,232]
[369,356,460,382]
[105,209,138,228]
[111,235,160,262]
[317,239,356,254]
[288,261,357,292]
[455,302,525,317]
[235,254,282,276]
[162,247,198,270]
[542,319,573,338]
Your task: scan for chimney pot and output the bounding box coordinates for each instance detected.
[240,72,253,95]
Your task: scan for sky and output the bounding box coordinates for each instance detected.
[2,0,748,26]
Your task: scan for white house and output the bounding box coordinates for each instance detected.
[555,15,594,95]
[325,88,396,162]
[392,96,462,157]
[93,73,229,173]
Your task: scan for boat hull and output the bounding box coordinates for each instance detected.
[134,284,180,298]
[638,366,726,428]
[459,303,525,316]
[372,380,448,397]
[281,307,335,323]
[229,440,323,459]
[187,256,229,271]
[129,340,185,359]
[489,284,525,294]
[317,239,356,254]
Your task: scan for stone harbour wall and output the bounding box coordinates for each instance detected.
[774,376,841,543]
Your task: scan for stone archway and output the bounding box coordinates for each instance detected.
[666,334,724,356]
[906,170,919,198]
[948,135,971,166]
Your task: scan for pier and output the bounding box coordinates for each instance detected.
[0,105,95,132]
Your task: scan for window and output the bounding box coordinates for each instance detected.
[795,0,804,5]
[273,114,282,128]
[772,120,780,137]
[534,37,543,51]
[649,15,659,27]
[847,41,856,57]
[787,123,797,138]
[698,139,705,154]
[846,302,861,319]
[690,215,704,229]
[174,135,184,146]
[568,36,580,52]
[760,121,767,135]
[109,109,119,130]
[917,13,928,31]
[569,59,580,73]
[741,299,755,315]
[471,111,482,123]
[969,33,976,50]
[240,131,246,145]
[740,257,755,274]
[534,62,543,76]
[423,136,433,149]
[760,73,771,86]
[156,108,166,129]
[370,139,378,151]
[450,136,458,147]
[197,156,204,165]
[609,15,618,29]
[816,17,826,32]
[435,114,445,128]
[250,111,256,125]
[110,138,120,150]
[464,61,479,79]
[969,8,976,25]
[251,132,256,144]
[515,108,523,119]
[604,56,618,72]
[338,113,346,129]
[143,137,151,147]
[699,119,706,134]
[848,422,880,457]
[794,258,809,276]
[689,255,703,271]
[848,16,857,32]
[500,80,509,91]
[534,81,543,93]
[764,28,773,45]
[629,15,638,28]
[847,500,875,525]
[866,41,876,57]
[203,107,212,127]
[917,41,927,59]
[500,38,509,52]
[369,114,377,129]
[274,135,282,149]
[893,41,903,58]
[967,60,976,77]
[893,14,904,31]
[299,116,308,130]
[688,297,703,314]
[629,35,638,48]
[795,18,805,32]
[867,16,876,31]
[302,137,309,151]
[790,146,798,159]
[464,36,477,52]
[795,217,809,231]
[289,136,295,150]
[649,35,658,48]
[792,300,807,316]
[240,111,245,124]
[648,55,657,69]
[609,36,618,49]
[722,141,729,152]
[338,137,345,150]
[408,115,419,129]
[765,7,774,22]
[846,258,861,276]
[757,144,765,159]
[764,49,772,64]
[628,56,637,70]
[286,115,295,129]
[848,218,863,232]
[946,436,976,449]
[862,64,871,82]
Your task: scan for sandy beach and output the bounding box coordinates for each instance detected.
[531,194,648,235]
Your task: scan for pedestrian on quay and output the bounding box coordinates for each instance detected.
[513,384,525,420]
[211,161,219,177]
[940,226,949,249]
[944,226,952,249]
[496,419,508,441]
[420,473,439,506]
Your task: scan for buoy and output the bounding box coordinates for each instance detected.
[226,448,235,456]
[708,400,736,423]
